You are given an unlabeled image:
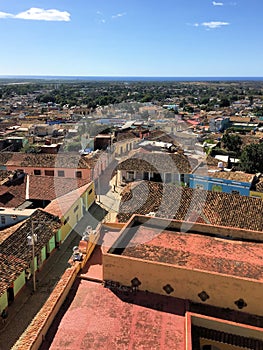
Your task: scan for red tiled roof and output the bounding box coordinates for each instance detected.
[28,175,90,201]
[117,152,198,174]
[0,209,60,297]
[211,171,255,183]
[123,226,263,280]
[0,176,26,207]
[44,183,92,217]
[117,182,263,232]
[4,152,97,169]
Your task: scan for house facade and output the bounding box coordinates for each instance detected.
[116,151,198,186]
[45,182,95,243]
[0,210,61,315]
[189,172,255,196]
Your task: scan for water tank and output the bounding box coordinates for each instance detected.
[218,162,224,169]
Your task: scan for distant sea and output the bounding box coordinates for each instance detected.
[0,76,263,82]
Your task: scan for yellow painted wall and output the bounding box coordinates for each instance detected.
[13,271,26,297]
[0,291,8,313]
[59,198,82,242]
[250,191,263,200]
[60,183,95,242]
[103,253,263,317]
[81,182,95,209]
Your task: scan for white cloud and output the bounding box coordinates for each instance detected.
[112,12,126,19]
[202,21,229,28]
[212,1,224,5]
[0,11,13,19]
[0,8,70,21]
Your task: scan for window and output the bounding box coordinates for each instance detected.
[58,170,65,177]
[165,173,172,183]
[88,188,93,194]
[1,216,5,225]
[74,205,79,213]
[127,171,134,181]
[44,170,54,176]
[64,216,69,225]
[75,171,82,179]
[34,169,41,176]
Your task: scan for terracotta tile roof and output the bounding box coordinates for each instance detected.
[0,253,26,296]
[4,152,97,169]
[147,130,179,145]
[206,155,225,167]
[44,183,92,218]
[123,227,263,280]
[230,116,251,123]
[115,130,140,141]
[210,171,255,183]
[0,152,14,166]
[117,182,263,231]
[0,209,60,298]
[117,152,198,174]
[0,221,24,244]
[28,175,90,201]
[0,176,26,207]
[256,180,263,193]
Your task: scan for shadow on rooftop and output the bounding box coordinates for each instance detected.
[39,278,81,350]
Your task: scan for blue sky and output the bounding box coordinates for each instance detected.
[0,0,262,77]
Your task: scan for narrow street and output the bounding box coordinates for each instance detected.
[0,203,108,350]
[0,158,122,350]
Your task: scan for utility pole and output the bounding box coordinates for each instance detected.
[27,221,38,292]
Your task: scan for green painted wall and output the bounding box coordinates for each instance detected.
[30,256,38,273]
[0,291,8,313]
[47,236,56,253]
[13,271,26,297]
[56,229,61,243]
[41,246,46,265]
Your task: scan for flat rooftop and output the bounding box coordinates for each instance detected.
[44,279,185,350]
[112,221,263,281]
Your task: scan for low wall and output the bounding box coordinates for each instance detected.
[11,264,80,350]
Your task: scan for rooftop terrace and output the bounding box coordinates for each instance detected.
[119,223,263,280]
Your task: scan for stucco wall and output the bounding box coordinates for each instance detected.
[6,166,91,180]
[0,291,8,313]
[250,191,263,200]
[103,253,263,317]
[13,271,26,297]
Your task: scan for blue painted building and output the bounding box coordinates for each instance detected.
[189,173,254,196]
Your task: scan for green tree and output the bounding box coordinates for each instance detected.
[219,98,230,108]
[239,143,263,173]
[222,133,242,155]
